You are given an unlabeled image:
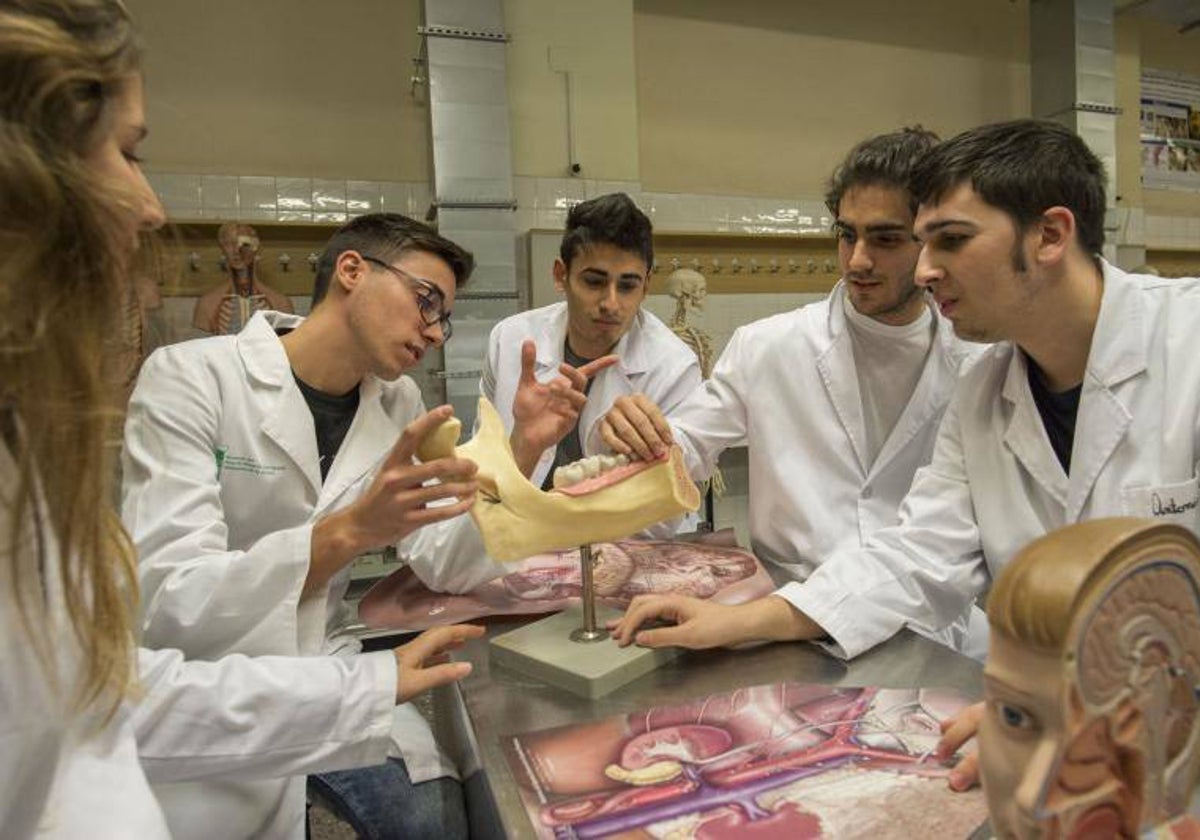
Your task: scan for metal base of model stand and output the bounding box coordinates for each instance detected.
[488,543,678,697]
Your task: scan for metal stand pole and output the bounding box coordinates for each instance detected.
[570,543,608,643]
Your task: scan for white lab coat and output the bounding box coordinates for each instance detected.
[121,312,502,839]
[483,302,702,536]
[662,281,984,653]
[1,442,395,839]
[779,264,1200,659]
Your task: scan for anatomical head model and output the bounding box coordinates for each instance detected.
[218,221,260,288]
[666,268,707,317]
[981,518,1200,839]
[419,398,700,561]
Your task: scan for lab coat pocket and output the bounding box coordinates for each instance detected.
[1121,475,1200,528]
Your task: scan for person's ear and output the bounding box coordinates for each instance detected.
[553,258,568,294]
[335,250,368,294]
[1034,207,1076,267]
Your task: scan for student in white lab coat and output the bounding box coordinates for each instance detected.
[601,128,984,653]
[0,1,481,837]
[609,119,1200,791]
[482,193,701,523]
[122,212,608,838]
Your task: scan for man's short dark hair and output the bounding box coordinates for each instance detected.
[311,213,474,306]
[558,193,653,271]
[825,126,940,218]
[908,119,1107,256]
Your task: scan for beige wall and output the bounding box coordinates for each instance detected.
[127,1,1200,220]
[127,0,429,181]
[505,0,640,180]
[634,0,1031,197]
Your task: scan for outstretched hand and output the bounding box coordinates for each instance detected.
[393,623,485,703]
[598,393,675,461]
[609,594,752,649]
[510,339,618,476]
[609,593,828,651]
[935,701,984,791]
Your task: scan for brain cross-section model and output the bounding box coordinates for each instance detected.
[982,518,1200,840]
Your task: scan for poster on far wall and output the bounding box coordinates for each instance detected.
[1141,67,1200,192]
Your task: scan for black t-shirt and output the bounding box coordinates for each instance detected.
[1026,359,1081,473]
[540,340,597,491]
[294,374,360,482]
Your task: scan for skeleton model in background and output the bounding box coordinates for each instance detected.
[192,222,293,335]
[665,267,724,497]
[981,518,1200,838]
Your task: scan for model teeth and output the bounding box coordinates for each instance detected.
[553,454,631,489]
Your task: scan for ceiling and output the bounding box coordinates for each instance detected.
[1115,0,1200,33]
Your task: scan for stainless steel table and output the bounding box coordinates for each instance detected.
[454,624,983,839]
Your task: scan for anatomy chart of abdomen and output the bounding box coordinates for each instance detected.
[360,535,775,632]
[503,683,988,839]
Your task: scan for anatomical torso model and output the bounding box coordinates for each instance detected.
[192,223,293,335]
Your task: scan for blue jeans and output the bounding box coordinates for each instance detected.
[309,757,468,840]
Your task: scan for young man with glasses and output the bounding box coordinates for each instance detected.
[481,192,701,533]
[122,214,582,838]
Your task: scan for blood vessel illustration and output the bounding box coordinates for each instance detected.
[504,682,988,839]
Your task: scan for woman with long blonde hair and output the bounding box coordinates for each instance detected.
[0,1,481,835]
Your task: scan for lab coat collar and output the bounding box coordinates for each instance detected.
[1000,347,1069,506]
[818,281,963,477]
[999,261,1144,516]
[534,303,651,376]
[817,281,869,474]
[1086,261,1147,390]
[1066,261,1142,520]
[1000,261,1146,404]
[239,311,323,496]
[237,310,305,389]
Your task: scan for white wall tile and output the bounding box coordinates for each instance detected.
[534,207,567,230]
[312,179,347,223]
[277,177,313,222]
[347,180,380,217]
[513,176,538,214]
[536,177,584,211]
[200,175,238,219]
[379,182,409,215]
[150,172,202,218]
[408,182,431,219]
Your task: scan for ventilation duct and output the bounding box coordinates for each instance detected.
[1030,0,1122,264]
[418,0,520,430]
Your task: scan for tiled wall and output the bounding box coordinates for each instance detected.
[149,173,431,223]
[148,172,832,238]
[511,177,832,236]
[1146,213,1200,252]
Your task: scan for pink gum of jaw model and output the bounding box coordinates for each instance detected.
[417,397,701,562]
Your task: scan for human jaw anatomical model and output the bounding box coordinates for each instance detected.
[419,398,700,561]
[980,519,1200,840]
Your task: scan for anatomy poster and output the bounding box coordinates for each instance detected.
[359,534,775,632]
[1141,67,1200,192]
[503,683,988,839]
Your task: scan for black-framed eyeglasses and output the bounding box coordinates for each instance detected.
[361,254,453,340]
